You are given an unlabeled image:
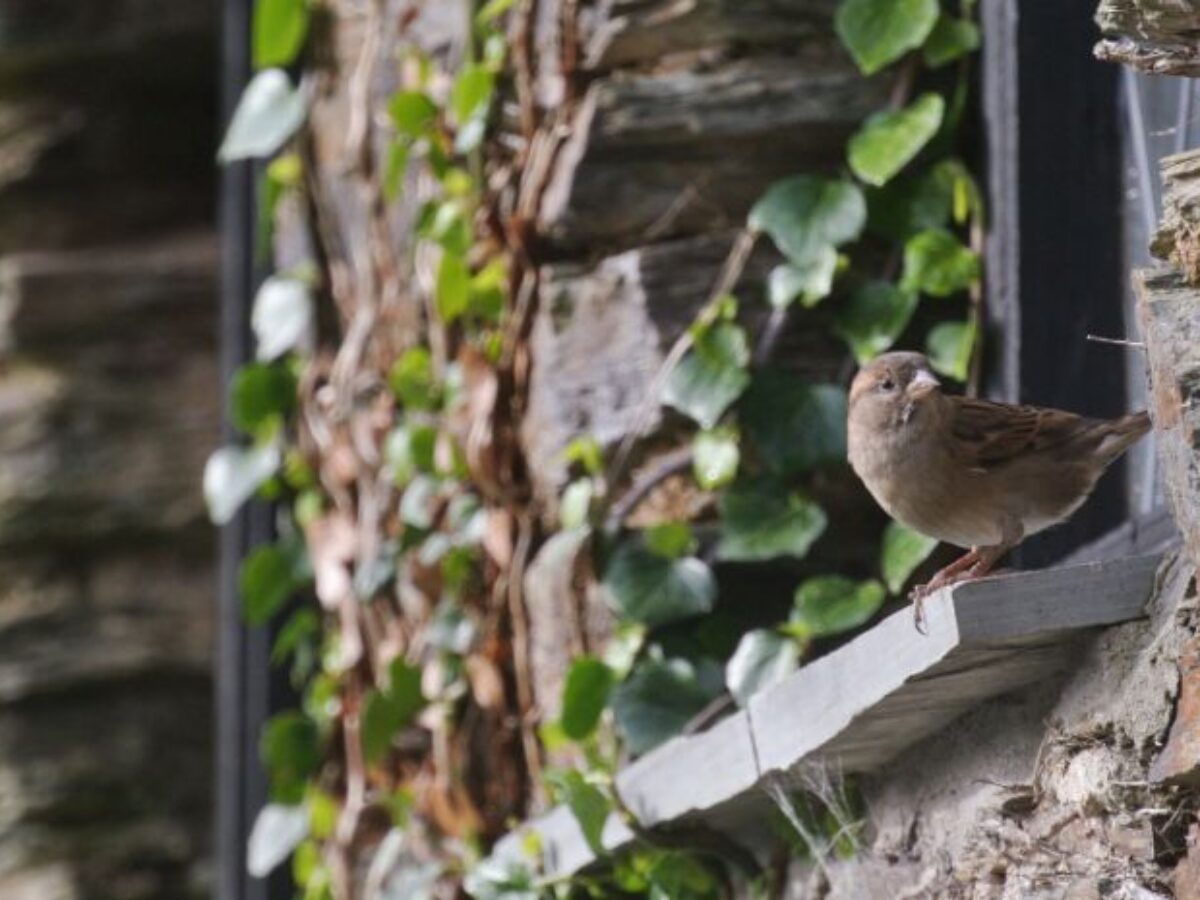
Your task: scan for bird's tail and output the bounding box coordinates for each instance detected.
[1095,410,1152,465]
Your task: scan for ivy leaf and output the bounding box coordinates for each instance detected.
[253,276,314,361]
[833,281,919,365]
[644,522,696,560]
[260,711,321,803]
[644,851,721,899]
[389,347,440,410]
[218,69,306,163]
[739,371,846,474]
[767,250,840,311]
[923,15,981,68]
[901,228,980,297]
[881,521,938,594]
[452,64,495,153]
[603,534,715,627]
[661,322,750,430]
[231,363,297,438]
[749,176,866,267]
[389,91,439,138]
[204,443,282,525]
[361,660,426,764]
[725,630,800,707]
[437,252,471,323]
[253,0,310,69]
[865,162,956,242]
[612,657,723,755]
[791,577,886,639]
[240,543,298,625]
[560,656,615,741]
[546,770,611,856]
[848,93,945,187]
[247,803,309,878]
[693,428,740,490]
[716,478,827,562]
[835,0,939,76]
[926,319,977,381]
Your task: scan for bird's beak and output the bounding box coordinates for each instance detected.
[907,369,940,399]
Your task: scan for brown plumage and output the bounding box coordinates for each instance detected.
[846,352,1151,624]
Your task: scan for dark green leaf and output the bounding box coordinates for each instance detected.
[389,347,440,410]
[717,478,827,562]
[240,544,295,625]
[247,803,309,878]
[603,536,715,627]
[848,93,945,187]
[792,577,886,638]
[546,770,611,856]
[560,656,615,740]
[740,371,847,474]
[865,162,956,242]
[218,69,306,163]
[231,363,296,437]
[923,15,980,68]
[725,630,800,707]
[260,711,321,803]
[767,248,839,309]
[644,522,695,560]
[927,319,977,381]
[612,657,724,754]
[693,428,739,490]
[881,521,938,594]
[204,444,282,525]
[253,0,310,69]
[662,322,750,429]
[645,850,721,900]
[833,281,919,365]
[901,228,980,297]
[835,0,939,75]
[749,176,866,266]
[436,252,471,323]
[361,660,425,764]
[389,91,438,137]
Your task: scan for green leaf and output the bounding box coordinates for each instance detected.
[546,770,610,856]
[716,478,827,562]
[693,428,739,490]
[477,0,517,23]
[218,69,306,163]
[436,252,471,323]
[389,347,440,410]
[384,141,410,199]
[923,15,980,68]
[253,0,310,69]
[204,443,282,525]
[848,93,945,187]
[833,281,918,365]
[361,660,426,764]
[560,656,615,740]
[792,577,886,638]
[725,630,800,707]
[926,319,977,381]
[247,803,310,878]
[739,371,846,474]
[644,522,695,560]
[767,248,839,309]
[231,363,297,437]
[749,176,866,266]
[603,536,716,627]
[559,479,594,530]
[260,711,321,803]
[865,162,956,242]
[389,91,439,137]
[563,436,604,475]
[452,64,496,124]
[612,657,723,755]
[901,228,980,297]
[645,850,720,900]
[662,322,750,429]
[253,276,314,361]
[881,521,938,594]
[835,0,939,76]
[240,544,296,625]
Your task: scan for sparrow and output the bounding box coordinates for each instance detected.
[846,351,1151,629]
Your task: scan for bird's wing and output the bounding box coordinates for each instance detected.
[948,397,1087,470]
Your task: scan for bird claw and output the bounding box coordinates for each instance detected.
[909,584,931,635]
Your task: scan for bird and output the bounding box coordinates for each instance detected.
[846,351,1151,630]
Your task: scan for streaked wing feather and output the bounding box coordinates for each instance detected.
[949,397,1087,469]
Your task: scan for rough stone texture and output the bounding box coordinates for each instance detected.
[784,552,1193,899]
[1152,150,1200,285]
[1095,0,1200,75]
[0,2,218,897]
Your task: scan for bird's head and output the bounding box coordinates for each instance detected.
[848,351,942,431]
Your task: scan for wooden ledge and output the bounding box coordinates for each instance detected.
[495,554,1164,876]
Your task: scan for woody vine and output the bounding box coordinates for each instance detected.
[206,0,984,896]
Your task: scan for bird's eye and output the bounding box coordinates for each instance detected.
[879,377,896,391]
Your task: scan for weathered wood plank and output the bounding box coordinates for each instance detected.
[1095,0,1200,75]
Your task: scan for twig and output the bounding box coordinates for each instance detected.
[753,307,789,367]
[512,0,538,142]
[1086,333,1147,350]
[506,514,544,806]
[604,446,694,531]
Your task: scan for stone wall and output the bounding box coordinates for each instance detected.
[0,3,218,899]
